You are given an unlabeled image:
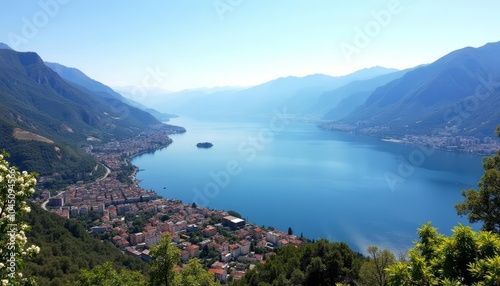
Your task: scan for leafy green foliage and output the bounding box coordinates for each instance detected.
[178,259,220,286]
[22,204,148,285]
[359,246,395,286]
[233,240,362,285]
[456,127,500,232]
[149,233,181,286]
[386,223,500,285]
[75,261,146,286]
[148,234,222,286]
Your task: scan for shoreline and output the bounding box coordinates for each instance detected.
[127,144,171,186]
[318,122,500,156]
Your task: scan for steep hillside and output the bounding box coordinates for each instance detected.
[0,43,12,50]
[45,62,175,121]
[0,49,161,186]
[23,203,148,285]
[317,69,411,119]
[336,41,500,137]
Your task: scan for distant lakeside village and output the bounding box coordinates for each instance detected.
[37,124,303,283]
[321,123,500,154]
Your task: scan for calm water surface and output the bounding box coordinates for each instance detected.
[132,117,483,253]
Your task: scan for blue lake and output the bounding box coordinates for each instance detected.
[132,116,484,253]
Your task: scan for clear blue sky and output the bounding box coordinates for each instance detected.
[1,1,499,91]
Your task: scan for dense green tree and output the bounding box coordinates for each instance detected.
[149,233,181,286]
[178,259,220,286]
[234,240,362,285]
[359,246,395,286]
[386,223,500,285]
[455,126,500,232]
[74,261,146,286]
[287,227,293,236]
[0,153,39,285]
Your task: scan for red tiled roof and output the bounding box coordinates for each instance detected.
[209,268,226,275]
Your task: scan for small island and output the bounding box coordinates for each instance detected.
[196,142,213,149]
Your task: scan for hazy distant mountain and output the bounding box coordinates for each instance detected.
[314,69,411,119]
[0,42,12,50]
[0,49,161,185]
[45,62,176,121]
[168,66,397,118]
[335,41,500,137]
[115,86,244,115]
[339,66,398,80]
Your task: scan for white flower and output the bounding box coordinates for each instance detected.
[23,206,31,213]
[0,175,3,182]
[20,223,29,231]
[29,178,36,185]
[0,263,4,268]
[22,171,28,176]
[27,245,40,254]
[16,233,28,244]
[2,279,9,286]
[0,154,4,160]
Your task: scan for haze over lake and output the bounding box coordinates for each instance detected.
[132,116,484,253]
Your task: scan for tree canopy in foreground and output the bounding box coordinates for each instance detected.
[386,223,500,285]
[456,126,500,233]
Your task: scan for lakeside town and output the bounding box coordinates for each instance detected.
[321,122,500,154]
[37,123,305,283]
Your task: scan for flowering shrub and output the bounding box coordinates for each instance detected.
[0,153,39,285]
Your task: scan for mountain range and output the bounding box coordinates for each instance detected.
[0,44,164,187]
[334,41,500,137]
[123,41,500,138]
[131,66,399,119]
